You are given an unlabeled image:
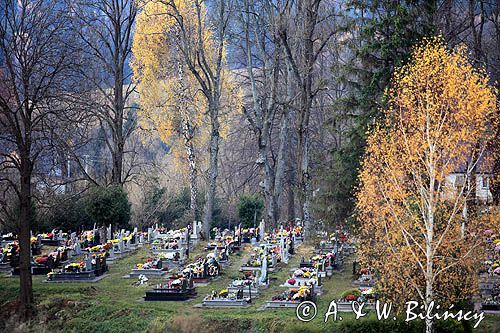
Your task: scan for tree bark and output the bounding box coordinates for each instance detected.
[19,156,34,318]
[275,56,295,225]
[202,101,220,239]
[182,120,199,222]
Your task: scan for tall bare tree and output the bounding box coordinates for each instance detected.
[278,0,338,236]
[237,0,283,228]
[155,0,232,239]
[0,0,75,318]
[69,0,138,186]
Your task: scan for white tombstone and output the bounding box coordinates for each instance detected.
[133,227,138,234]
[259,247,268,285]
[192,221,198,239]
[147,227,152,242]
[75,241,82,255]
[58,230,63,241]
[213,245,219,260]
[85,254,93,271]
[139,233,144,244]
[259,219,265,241]
[107,225,112,240]
[180,247,186,261]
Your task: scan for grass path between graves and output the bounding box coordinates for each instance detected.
[1,242,499,333]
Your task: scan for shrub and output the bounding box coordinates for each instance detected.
[85,185,131,229]
[237,194,264,229]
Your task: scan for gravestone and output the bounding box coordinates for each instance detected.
[85,254,93,272]
[259,248,268,286]
[147,227,152,243]
[99,227,105,245]
[74,241,82,255]
[259,220,265,241]
[192,221,198,239]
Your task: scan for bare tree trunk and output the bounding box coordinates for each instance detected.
[203,101,220,239]
[425,165,436,333]
[260,145,277,229]
[19,156,34,318]
[275,56,294,224]
[182,120,199,222]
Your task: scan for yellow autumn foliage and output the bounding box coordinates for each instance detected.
[356,36,499,308]
[131,0,241,170]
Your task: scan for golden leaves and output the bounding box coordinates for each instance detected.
[356,36,499,306]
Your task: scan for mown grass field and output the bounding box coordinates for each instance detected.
[0,242,499,332]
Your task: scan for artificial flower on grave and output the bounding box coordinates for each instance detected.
[89,245,101,252]
[292,286,311,300]
[293,269,304,277]
[171,279,182,287]
[110,239,119,244]
[218,289,229,297]
[31,237,37,244]
[342,288,361,301]
[287,278,297,285]
[136,263,144,269]
[35,256,48,264]
[493,239,500,244]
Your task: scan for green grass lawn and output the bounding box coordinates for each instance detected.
[1,242,499,333]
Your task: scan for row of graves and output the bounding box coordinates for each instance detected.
[0,230,70,276]
[200,236,286,308]
[335,228,378,312]
[194,223,303,309]
[143,224,235,302]
[264,228,374,311]
[43,226,145,282]
[264,227,323,309]
[46,227,144,282]
[1,226,148,281]
[129,226,194,280]
[479,230,500,313]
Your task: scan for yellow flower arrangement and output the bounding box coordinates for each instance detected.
[218,289,229,297]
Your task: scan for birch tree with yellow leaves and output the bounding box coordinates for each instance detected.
[356,37,499,333]
[132,0,236,236]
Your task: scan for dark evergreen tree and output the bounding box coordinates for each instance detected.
[317,0,438,228]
